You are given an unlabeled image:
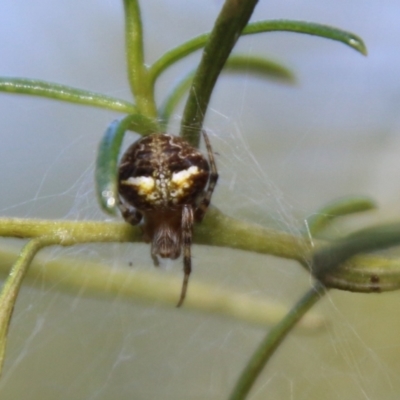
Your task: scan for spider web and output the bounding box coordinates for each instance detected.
[1,1,400,399]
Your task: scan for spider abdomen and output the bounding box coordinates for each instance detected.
[118,134,209,211]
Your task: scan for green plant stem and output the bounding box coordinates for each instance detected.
[0,210,305,259]
[0,243,323,330]
[150,20,367,86]
[123,0,157,118]
[199,210,400,293]
[0,237,55,374]
[2,210,400,293]
[0,218,141,245]
[228,282,325,400]
[180,0,260,147]
[0,77,137,113]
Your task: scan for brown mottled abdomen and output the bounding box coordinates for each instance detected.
[118,134,210,211]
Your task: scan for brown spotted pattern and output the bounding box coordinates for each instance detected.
[119,134,209,211]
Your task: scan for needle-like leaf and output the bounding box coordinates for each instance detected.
[0,77,137,113]
[306,196,376,237]
[150,19,367,86]
[96,114,159,215]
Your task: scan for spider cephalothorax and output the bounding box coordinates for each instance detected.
[118,132,218,306]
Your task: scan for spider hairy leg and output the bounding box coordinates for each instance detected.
[177,205,194,307]
[118,200,143,225]
[195,131,219,222]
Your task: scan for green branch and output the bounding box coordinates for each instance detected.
[229,282,325,400]
[2,209,400,294]
[0,77,137,113]
[0,218,141,245]
[179,0,260,147]
[0,237,55,374]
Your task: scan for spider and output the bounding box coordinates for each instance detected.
[117,131,218,307]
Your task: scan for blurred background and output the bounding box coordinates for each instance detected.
[1,0,400,399]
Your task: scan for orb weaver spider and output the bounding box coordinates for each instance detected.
[117,131,218,307]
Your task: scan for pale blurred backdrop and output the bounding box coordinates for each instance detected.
[1,1,400,399]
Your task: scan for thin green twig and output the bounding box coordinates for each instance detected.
[229,282,326,400]
[0,77,137,113]
[123,0,157,118]
[180,0,260,147]
[0,237,55,375]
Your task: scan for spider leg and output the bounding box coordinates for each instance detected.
[117,197,143,225]
[177,205,194,307]
[151,249,160,267]
[195,130,219,222]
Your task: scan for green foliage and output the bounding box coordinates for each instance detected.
[4,1,399,400]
